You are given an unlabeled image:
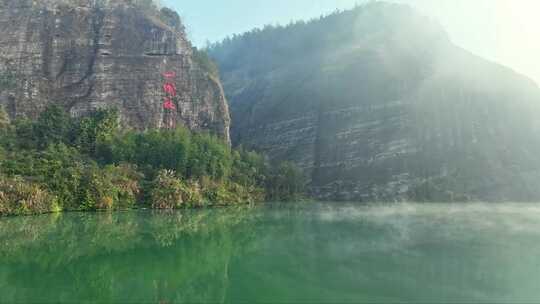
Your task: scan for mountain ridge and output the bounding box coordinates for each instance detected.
[209,2,540,201]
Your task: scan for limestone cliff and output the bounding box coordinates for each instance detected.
[0,0,230,141]
[209,3,540,201]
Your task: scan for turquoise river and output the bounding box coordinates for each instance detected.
[1,202,540,303]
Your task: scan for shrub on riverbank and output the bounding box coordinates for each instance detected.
[150,170,264,209]
[266,162,306,201]
[0,175,60,216]
[0,105,304,216]
[150,169,196,209]
[79,164,143,211]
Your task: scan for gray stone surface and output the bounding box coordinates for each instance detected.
[0,0,230,142]
[211,3,540,201]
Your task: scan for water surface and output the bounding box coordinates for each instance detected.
[1,202,540,303]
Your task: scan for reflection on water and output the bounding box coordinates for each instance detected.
[0,207,257,303]
[1,202,540,303]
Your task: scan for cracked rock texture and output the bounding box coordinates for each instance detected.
[0,0,230,142]
[210,3,540,201]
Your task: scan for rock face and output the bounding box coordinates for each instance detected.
[209,3,540,201]
[0,0,230,141]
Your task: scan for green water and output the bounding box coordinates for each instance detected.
[1,202,540,303]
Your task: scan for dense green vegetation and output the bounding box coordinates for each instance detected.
[192,47,220,78]
[0,105,304,216]
[208,5,375,76]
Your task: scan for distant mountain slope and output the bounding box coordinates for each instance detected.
[0,0,230,141]
[209,2,540,201]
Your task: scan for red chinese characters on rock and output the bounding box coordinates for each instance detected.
[163,98,176,110]
[163,83,177,97]
[162,71,176,78]
[162,71,178,129]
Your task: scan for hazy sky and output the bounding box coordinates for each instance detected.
[163,0,540,85]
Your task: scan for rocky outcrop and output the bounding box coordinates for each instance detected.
[0,0,230,141]
[210,3,540,201]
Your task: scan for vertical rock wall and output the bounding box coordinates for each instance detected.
[0,0,230,142]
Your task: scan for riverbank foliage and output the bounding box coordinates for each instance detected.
[0,106,304,216]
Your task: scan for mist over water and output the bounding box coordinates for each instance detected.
[236,202,540,303]
[1,202,540,303]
